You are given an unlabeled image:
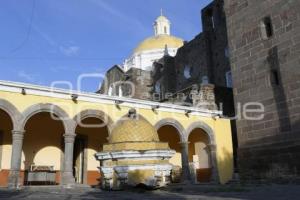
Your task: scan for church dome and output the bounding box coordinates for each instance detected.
[109,114,159,143]
[133,35,184,54]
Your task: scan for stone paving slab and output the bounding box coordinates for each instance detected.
[0,184,300,200]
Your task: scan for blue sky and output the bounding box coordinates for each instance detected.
[0,0,211,92]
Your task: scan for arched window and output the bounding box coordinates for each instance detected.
[202,76,209,84]
[164,26,167,34]
[155,82,161,93]
[225,71,232,88]
[108,86,113,96]
[118,86,123,97]
[184,65,192,79]
[260,16,273,40]
[225,46,229,58]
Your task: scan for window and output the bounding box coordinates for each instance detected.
[225,71,233,88]
[260,16,273,40]
[108,86,113,96]
[155,82,161,93]
[202,76,209,84]
[164,26,167,34]
[225,47,230,58]
[206,9,214,29]
[271,69,280,85]
[118,86,123,97]
[184,65,192,79]
[211,15,215,29]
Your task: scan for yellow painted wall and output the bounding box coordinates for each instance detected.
[0,90,233,184]
[75,118,108,171]
[0,110,13,170]
[194,142,210,168]
[214,119,234,184]
[188,129,209,162]
[157,125,182,167]
[21,113,63,170]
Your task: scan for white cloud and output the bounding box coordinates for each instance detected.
[88,0,147,33]
[59,45,80,56]
[17,70,37,82]
[31,23,57,47]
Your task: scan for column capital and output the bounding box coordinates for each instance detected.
[179,141,190,147]
[179,141,190,144]
[207,144,217,151]
[12,130,25,140]
[12,130,25,134]
[63,133,76,143]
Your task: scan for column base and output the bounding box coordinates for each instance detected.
[180,179,192,185]
[7,170,21,189]
[61,172,75,188]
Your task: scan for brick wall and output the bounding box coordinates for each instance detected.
[224,0,300,180]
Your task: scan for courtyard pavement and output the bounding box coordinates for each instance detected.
[0,184,300,200]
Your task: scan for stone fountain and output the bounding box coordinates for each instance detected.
[95,109,175,190]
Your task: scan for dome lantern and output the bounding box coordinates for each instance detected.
[153,9,171,36]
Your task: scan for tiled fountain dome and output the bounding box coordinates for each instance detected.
[109,116,159,143]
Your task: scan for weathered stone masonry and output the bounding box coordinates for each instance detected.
[224,0,300,180]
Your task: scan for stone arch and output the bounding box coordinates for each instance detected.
[186,121,215,145]
[0,99,21,130]
[186,121,219,183]
[18,103,74,134]
[72,109,112,185]
[154,118,186,142]
[72,109,113,135]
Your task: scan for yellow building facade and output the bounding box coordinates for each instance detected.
[0,81,233,188]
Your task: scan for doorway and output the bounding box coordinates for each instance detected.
[73,136,87,184]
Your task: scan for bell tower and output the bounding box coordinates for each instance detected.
[153,9,171,36]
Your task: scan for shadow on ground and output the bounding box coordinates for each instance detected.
[1,184,300,200]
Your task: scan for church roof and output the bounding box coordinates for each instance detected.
[133,35,184,54]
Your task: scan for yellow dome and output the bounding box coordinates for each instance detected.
[109,117,159,143]
[133,35,184,54]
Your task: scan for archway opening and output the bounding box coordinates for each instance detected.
[23,112,64,185]
[188,128,211,183]
[157,125,182,183]
[0,109,13,186]
[75,117,109,186]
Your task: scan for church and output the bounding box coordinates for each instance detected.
[123,11,184,71]
[0,11,235,188]
[0,0,299,194]
[98,12,185,100]
[99,7,234,118]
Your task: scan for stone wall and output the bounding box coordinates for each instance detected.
[174,34,209,91]
[224,0,300,180]
[98,65,124,96]
[125,68,152,100]
[202,0,231,87]
[98,66,152,100]
[150,0,234,116]
[151,55,177,102]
